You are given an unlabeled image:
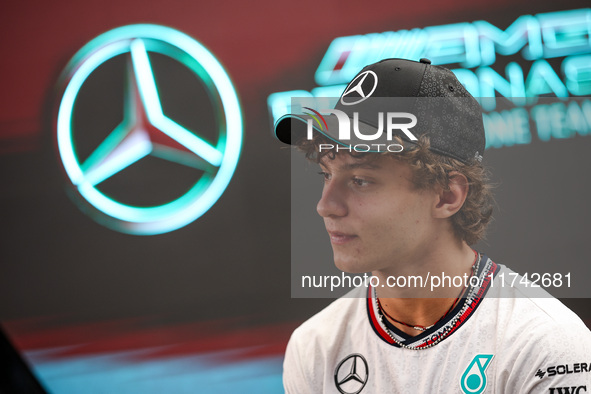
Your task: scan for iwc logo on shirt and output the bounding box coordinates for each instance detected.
[460,354,494,394]
[548,386,587,394]
[334,353,369,394]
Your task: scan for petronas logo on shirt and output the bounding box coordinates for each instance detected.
[460,354,494,394]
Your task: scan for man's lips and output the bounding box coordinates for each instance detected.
[327,231,358,245]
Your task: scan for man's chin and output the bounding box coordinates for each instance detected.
[333,257,370,274]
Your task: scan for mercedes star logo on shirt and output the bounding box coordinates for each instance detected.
[334,353,369,394]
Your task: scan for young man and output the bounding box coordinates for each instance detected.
[274,58,591,393]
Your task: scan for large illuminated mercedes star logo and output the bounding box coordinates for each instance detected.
[56,25,242,235]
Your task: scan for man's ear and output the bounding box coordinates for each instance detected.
[433,171,469,218]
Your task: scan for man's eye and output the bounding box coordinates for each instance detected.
[318,171,331,181]
[352,177,370,187]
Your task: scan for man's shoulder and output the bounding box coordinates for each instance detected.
[486,265,591,366]
[494,292,591,348]
[283,286,369,391]
[491,264,589,333]
[469,263,591,392]
[290,287,367,345]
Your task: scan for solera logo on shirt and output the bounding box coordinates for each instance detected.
[537,363,591,379]
[460,354,494,394]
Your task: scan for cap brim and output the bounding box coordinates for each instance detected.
[274,114,315,145]
[275,114,351,146]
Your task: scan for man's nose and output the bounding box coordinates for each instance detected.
[317,181,348,218]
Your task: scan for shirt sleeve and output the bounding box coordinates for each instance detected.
[500,316,591,393]
[283,328,315,394]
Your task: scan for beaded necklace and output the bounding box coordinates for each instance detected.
[375,252,482,350]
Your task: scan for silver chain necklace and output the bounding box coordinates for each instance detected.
[375,253,483,351]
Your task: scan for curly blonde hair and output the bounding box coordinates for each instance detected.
[297,134,494,245]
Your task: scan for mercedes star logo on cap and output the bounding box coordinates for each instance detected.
[340,70,378,106]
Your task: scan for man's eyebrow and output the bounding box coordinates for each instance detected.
[319,160,382,170]
[344,162,381,170]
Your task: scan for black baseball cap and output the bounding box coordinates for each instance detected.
[274,58,486,164]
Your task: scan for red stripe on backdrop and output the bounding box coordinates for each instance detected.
[3,317,300,362]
